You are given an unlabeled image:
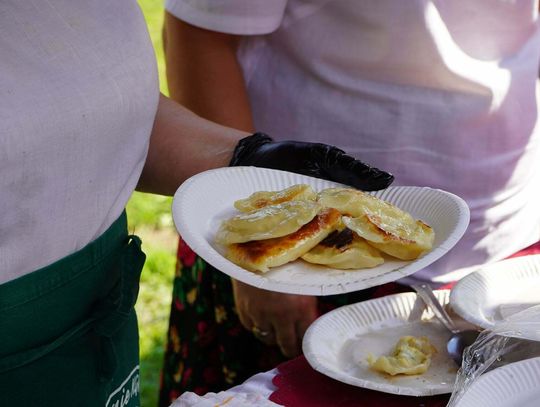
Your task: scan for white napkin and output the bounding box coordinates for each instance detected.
[170,390,281,407]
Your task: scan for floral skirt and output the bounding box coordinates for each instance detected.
[158,237,412,406]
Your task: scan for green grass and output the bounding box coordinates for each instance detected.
[138,0,168,96]
[128,193,176,407]
[135,227,176,406]
[127,193,173,230]
[130,2,174,406]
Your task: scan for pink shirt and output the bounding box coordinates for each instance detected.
[167,0,540,284]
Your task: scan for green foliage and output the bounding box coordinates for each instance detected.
[128,204,176,407]
[127,192,173,230]
[136,246,176,407]
[138,0,168,96]
[130,2,175,406]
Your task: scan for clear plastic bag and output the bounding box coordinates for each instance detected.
[447,304,540,406]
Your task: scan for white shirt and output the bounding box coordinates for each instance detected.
[167,0,540,284]
[0,0,159,283]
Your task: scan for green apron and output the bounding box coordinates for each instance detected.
[0,211,145,407]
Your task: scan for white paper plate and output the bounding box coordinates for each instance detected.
[302,290,457,396]
[450,255,540,329]
[454,357,540,407]
[172,166,469,295]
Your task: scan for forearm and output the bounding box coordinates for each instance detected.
[137,94,249,196]
[163,11,254,131]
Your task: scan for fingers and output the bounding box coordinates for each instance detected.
[232,281,279,346]
[275,322,301,358]
[349,158,394,190]
[232,279,319,357]
[239,310,278,345]
[307,144,393,191]
[296,317,314,345]
[328,150,394,191]
[249,317,305,357]
[248,316,299,354]
[232,135,393,192]
[273,297,318,357]
[251,324,277,345]
[250,318,311,357]
[235,301,255,334]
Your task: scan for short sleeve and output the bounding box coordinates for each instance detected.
[165,0,288,35]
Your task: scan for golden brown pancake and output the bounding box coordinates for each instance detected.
[343,214,434,260]
[301,228,384,269]
[216,200,321,244]
[317,187,397,217]
[318,187,434,260]
[234,184,317,212]
[225,207,342,273]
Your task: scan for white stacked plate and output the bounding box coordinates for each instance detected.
[173,167,470,295]
[450,255,540,329]
[302,290,457,396]
[453,357,540,407]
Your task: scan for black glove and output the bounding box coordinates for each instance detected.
[230,133,393,191]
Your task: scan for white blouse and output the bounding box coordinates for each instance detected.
[0,0,159,283]
[167,0,540,284]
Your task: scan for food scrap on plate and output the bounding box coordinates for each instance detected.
[367,336,438,376]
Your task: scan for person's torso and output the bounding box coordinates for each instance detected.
[238,0,540,282]
[0,0,159,283]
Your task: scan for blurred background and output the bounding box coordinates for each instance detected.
[129,1,174,406]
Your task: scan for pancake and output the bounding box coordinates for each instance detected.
[343,214,434,260]
[317,187,397,217]
[216,200,321,244]
[301,228,384,269]
[234,184,317,212]
[225,207,342,273]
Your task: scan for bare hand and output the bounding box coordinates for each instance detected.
[232,279,318,358]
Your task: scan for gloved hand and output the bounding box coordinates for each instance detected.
[228,133,393,357]
[230,132,393,191]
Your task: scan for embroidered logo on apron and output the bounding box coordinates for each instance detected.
[105,366,140,407]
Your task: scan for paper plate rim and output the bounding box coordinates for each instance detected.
[302,290,455,396]
[172,167,470,296]
[449,254,540,329]
[453,356,540,407]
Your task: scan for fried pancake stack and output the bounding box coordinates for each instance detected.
[216,184,435,273]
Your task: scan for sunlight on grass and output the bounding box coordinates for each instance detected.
[136,241,176,406]
[127,193,173,230]
[139,0,168,96]
[130,1,175,406]
[128,193,176,407]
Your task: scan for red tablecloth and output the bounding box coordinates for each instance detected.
[507,240,540,259]
[268,241,540,407]
[269,356,449,407]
